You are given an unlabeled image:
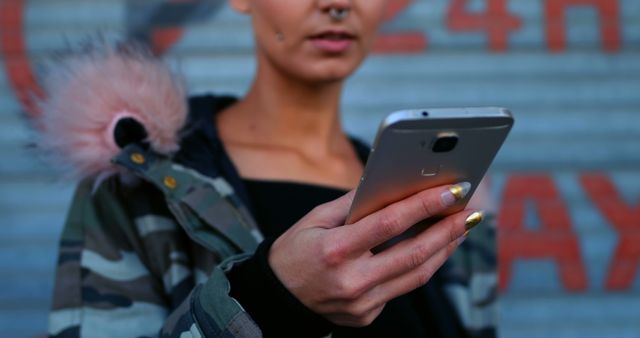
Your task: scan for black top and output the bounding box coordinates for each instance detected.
[243,179,349,238]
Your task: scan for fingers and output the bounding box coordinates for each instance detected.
[320,218,470,328]
[364,209,482,284]
[372,237,461,306]
[337,182,471,255]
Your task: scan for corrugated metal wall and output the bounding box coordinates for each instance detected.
[1,0,639,337]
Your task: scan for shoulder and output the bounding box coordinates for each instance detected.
[67,173,207,285]
[174,93,237,163]
[69,175,175,242]
[186,93,238,125]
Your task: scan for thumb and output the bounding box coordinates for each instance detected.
[304,189,356,228]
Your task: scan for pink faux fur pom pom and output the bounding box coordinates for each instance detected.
[35,40,187,181]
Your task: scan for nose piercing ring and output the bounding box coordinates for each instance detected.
[329,7,349,21]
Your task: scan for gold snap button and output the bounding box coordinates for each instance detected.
[164,176,177,189]
[130,153,145,165]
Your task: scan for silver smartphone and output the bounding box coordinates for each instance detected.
[346,107,513,226]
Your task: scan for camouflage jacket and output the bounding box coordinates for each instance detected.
[48,95,497,338]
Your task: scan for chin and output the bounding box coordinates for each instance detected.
[302,59,361,83]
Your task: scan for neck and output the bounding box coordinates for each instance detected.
[221,60,347,157]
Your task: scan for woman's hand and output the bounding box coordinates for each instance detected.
[268,183,483,327]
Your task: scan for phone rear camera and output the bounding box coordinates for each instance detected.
[432,135,458,153]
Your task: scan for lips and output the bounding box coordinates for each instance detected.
[311,31,355,40]
[309,30,355,53]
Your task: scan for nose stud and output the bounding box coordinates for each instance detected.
[329,7,349,21]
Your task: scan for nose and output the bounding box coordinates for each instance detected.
[318,0,352,12]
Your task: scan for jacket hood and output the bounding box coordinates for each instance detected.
[34,39,188,181]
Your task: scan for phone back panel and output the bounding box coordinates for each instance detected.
[346,107,513,224]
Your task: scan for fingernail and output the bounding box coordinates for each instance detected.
[441,182,471,207]
[457,230,470,245]
[465,211,484,231]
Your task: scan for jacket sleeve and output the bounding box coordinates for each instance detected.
[48,177,262,338]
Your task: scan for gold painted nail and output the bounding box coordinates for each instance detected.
[465,211,484,231]
[441,182,471,207]
[449,182,471,201]
[130,153,145,165]
[163,176,177,189]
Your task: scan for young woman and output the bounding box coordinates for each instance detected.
[47,0,494,337]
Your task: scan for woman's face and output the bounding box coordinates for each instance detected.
[231,0,389,83]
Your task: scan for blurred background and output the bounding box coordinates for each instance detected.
[1,0,639,337]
